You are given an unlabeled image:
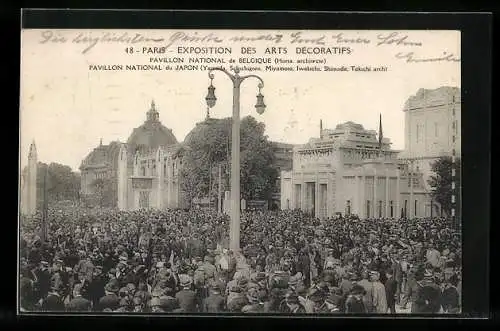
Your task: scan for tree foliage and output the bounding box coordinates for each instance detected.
[36,162,81,209]
[428,156,461,217]
[181,116,278,205]
[90,177,117,208]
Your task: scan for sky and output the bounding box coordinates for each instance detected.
[20,29,460,172]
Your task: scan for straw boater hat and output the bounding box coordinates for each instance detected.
[105,280,120,293]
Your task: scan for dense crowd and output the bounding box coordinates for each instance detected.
[19,207,461,314]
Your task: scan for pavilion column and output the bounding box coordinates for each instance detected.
[385,169,389,218]
[301,173,306,212]
[356,175,361,217]
[396,170,401,218]
[315,171,320,218]
[361,175,366,219]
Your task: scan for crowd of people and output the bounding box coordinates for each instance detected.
[19,206,462,314]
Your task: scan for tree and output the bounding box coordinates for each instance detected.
[90,177,116,208]
[181,116,278,206]
[36,162,81,209]
[428,156,461,218]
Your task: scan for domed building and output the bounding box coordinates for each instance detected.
[81,100,186,210]
[116,101,186,210]
[126,100,178,155]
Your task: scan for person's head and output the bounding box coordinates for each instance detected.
[133,296,143,312]
[350,284,366,299]
[369,271,380,282]
[73,283,83,297]
[385,269,394,278]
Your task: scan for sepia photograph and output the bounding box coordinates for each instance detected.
[19,27,462,315]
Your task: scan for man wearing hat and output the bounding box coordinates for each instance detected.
[284,292,306,314]
[66,283,92,312]
[157,286,179,312]
[87,265,106,310]
[307,288,328,314]
[74,252,95,284]
[369,270,387,313]
[175,274,198,312]
[202,281,225,313]
[202,255,217,282]
[241,287,264,313]
[252,272,268,300]
[226,285,249,312]
[441,273,460,313]
[356,271,374,313]
[41,282,65,312]
[33,261,51,303]
[51,259,70,300]
[345,284,367,313]
[413,269,442,313]
[326,288,344,313]
[385,268,398,314]
[97,279,120,311]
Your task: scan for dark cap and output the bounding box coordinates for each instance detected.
[350,284,366,295]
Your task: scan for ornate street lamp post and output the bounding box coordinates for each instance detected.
[205,66,266,252]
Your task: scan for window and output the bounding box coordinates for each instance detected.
[404,200,408,217]
[346,200,351,215]
[152,164,157,177]
[141,167,146,176]
[414,200,418,216]
[390,201,394,217]
[378,200,383,218]
[416,124,420,142]
[434,122,439,137]
[366,200,371,218]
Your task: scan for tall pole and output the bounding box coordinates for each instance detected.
[230,81,241,252]
[208,162,212,210]
[206,67,265,253]
[218,163,222,214]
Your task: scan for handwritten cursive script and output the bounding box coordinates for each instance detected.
[331,33,371,44]
[39,30,165,54]
[377,32,423,47]
[290,32,326,45]
[165,31,223,49]
[395,51,460,63]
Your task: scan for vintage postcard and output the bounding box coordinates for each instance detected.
[19,28,461,315]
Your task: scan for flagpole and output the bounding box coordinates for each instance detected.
[42,166,48,243]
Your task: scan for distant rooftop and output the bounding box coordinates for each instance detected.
[404,86,461,111]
